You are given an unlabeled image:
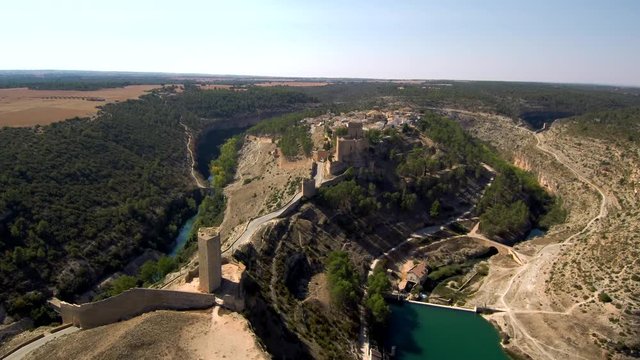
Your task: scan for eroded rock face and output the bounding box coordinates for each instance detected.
[240,202,417,359]
[513,153,557,193]
[284,252,311,300]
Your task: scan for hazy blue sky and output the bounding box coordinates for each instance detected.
[2,0,639,85]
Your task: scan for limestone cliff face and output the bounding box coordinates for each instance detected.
[513,153,533,172]
[513,153,557,193]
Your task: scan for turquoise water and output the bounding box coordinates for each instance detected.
[386,302,509,360]
[169,214,197,257]
[526,228,546,240]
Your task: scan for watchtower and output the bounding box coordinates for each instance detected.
[301,178,316,198]
[198,227,222,293]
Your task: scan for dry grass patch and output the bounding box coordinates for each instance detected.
[0,85,159,127]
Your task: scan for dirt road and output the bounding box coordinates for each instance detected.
[490,129,608,360]
[180,123,208,189]
[439,108,612,359]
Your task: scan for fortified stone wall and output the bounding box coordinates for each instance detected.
[327,160,347,175]
[59,288,217,329]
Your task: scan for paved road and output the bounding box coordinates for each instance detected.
[4,326,80,360]
[223,192,303,254]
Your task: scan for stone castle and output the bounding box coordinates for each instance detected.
[328,122,368,175]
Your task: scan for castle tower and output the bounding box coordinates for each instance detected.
[347,122,363,139]
[301,178,316,198]
[198,227,222,293]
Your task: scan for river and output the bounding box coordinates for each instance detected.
[169,126,247,256]
[386,302,508,360]
[169,214,197,257]
[526,227,546,240]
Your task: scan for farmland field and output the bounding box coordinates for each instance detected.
[0,84,160,127]
[255,81,328,87]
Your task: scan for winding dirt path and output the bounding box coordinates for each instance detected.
[493,129,608,360]
[437,108,609,359]
[477,122,606,359]
[180,122,208,189]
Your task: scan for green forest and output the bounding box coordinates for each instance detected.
[565,107,640,143]
[316,110,563,248]
[248,109,323,158]
[0,86,315,323]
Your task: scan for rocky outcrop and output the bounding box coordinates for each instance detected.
[513,153,558,193]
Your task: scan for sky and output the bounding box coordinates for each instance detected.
[2,0,639,86]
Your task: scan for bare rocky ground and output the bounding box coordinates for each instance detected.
[447,109,639,359]
[23,309,268,360]
[219,135,310,246]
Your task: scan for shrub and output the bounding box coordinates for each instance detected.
[598,292,612,303]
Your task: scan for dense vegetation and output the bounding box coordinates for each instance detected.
[0,71,171,90]
[326,251,361,309]
[210,136,243,190]
[177,87,315,119]
[416,111,565,240]
[98,256,177,298]
[0,97,194,323]
[366,265,391,324]
[317,110,563,245]
[319,179,381,216]
[300,81,640,128]
[477,166,564,239]
[248,109,323,158]
[0,85,315,323]
[565,107,640,143]
[184,135,244,256]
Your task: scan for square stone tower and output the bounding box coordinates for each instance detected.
[301,178,316,198]
[198,227,222,293]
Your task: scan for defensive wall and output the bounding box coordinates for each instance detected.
[58,288,217,329]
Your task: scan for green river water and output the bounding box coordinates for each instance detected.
[386,302,509,360]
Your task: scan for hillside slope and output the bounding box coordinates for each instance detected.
[451,108,639,359]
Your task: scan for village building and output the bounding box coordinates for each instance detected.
[398,261,429,292]
[406,262,428,284]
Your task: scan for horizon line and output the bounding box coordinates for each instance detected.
[1,68,639,89]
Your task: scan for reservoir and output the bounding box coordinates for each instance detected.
[386,302,509,360]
